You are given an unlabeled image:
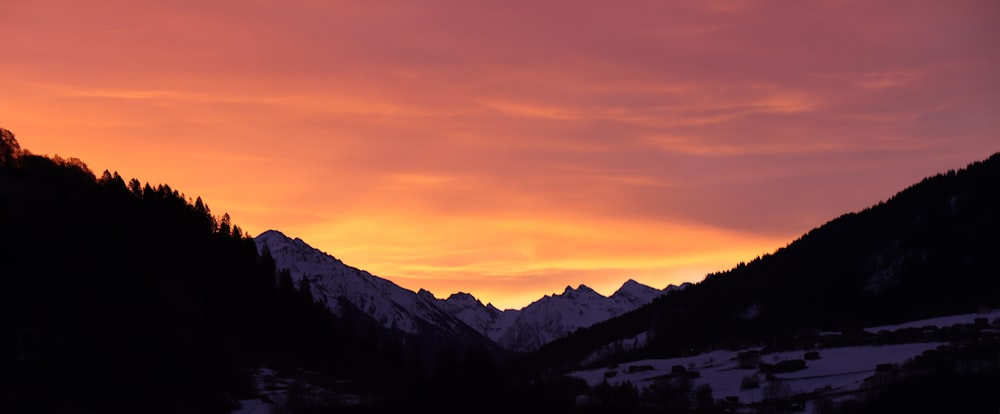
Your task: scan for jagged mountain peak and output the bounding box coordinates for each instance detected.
[416,288,438,301]
[561,284,602,299]
[257,228,287,238]
[255,228,679,352]
[620,278,643,288]
[610,279,663,304]
[475,279,675,352]
[446,291,483,306]
[256,229,296,245]
[613,278,650,293]
[256,229,339,261]
[254,230,487,343]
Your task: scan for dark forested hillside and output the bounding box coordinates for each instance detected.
[0,128,500,413]
[525,151,1000,372]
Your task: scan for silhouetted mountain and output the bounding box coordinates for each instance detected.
[255,229,499,351]
[436,281,685,352]
[0,128,501,413]
[255,229,682,352]
[522,151,1000,374]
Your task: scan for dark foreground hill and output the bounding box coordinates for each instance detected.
[0,128,504,413]
[524,150,1000,373]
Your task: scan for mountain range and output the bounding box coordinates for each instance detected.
[256,229,685,352]
[4,125,999,413]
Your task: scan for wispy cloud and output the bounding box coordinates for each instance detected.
[2,0,998,308]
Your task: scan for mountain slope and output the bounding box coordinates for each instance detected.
[432,292,521,347]
[255,229,492,347]
[256,230,681,352]
[523,151,1000,373]
[465,282,683,352]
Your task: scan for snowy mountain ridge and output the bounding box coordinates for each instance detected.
[436,281,687,352]
[254,230,473,337]
[254,229,679,351]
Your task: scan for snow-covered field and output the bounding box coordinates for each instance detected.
[569,342,943,405]
[569,309,1000,406]
[863,308,1000,333]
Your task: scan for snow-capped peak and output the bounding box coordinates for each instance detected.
[446,292,484,307]
[610,278,667,305]
[613,278,646,295]
[416,288,437,301]
[254,230,480,339]
[561,284,603,300]
[439,279,677,352]
[256,229,684,352]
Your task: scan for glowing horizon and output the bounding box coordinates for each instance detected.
[2,0,998,309]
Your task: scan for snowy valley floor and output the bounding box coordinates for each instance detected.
[568,308,1000,411]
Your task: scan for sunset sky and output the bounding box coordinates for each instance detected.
[2,0,998,309]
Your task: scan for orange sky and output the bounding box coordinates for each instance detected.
[2,0,998,309]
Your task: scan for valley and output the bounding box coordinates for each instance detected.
[3,128,998,413]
